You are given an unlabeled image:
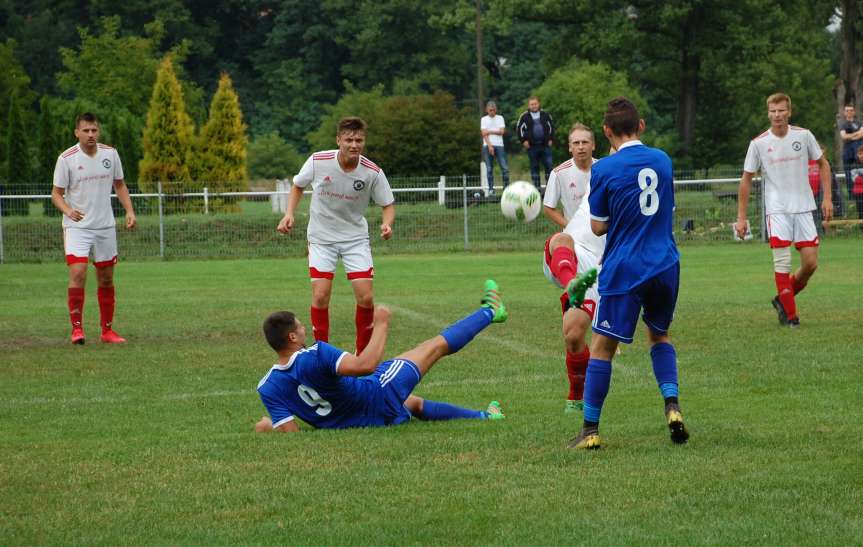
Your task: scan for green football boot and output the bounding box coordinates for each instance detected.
[481,279,508,323]
[564,399,584,414]
[566,268,598,309]
[485,400,506,420]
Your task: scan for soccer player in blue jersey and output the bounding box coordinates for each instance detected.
[255,281,508,432]
[568,97,689,449]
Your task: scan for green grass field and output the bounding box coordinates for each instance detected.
[1,241,862,544]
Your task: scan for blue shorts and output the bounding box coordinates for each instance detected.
[370,359,422,425]
[592,263,679,344]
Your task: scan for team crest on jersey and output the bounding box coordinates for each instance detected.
[792,141,802,151]
[102,158,112,169]
[353,180,365,191]
[323,175,332,184]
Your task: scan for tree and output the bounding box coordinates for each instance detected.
[248,132,303,181]
[3,93,31,216]
[37,98,62,216]
[531,60,652,159]
[139,56,194,210]
[194,73,249,212]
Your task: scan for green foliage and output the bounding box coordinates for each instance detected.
[139,56,193,209]
[2,93,31,216]
[37,98,62,217]
[310,88,475,176]
[532,60,650,158]
[194,73,249,212]
[247,132,303,181]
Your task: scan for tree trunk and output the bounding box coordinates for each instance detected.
[834,0,861,163]
[676,12,700,162]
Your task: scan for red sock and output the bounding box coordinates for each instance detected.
[774,272,797,320]
[310,306,329,343]
[97,286,115,333]
[355,305,375,354]
[550,246,578,287]
[565,348,590,400]
[790,274,808,295]
[68,287,84,328]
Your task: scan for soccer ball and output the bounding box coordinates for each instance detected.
[500,181,541,222]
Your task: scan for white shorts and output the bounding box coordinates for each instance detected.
[543,237,599,318]
[767,213,819,249]
[308,240,374,280]
[63,227,118,267]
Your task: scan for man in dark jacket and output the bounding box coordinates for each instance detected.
[517,96,555,190]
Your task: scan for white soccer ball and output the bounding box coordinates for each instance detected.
[500,181,541,223]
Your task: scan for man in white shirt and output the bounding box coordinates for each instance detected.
[735,93,833,327]
[541,123,605,413]
[277,117,395,354]
[51,113,137,345]
[480,101,509,195]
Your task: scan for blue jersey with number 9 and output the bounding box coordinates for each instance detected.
[257,342,384,429]
[588,141,679,295]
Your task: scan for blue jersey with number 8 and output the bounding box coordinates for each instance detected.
[588,141,679,295]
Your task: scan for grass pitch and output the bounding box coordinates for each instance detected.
[1,241,862,544]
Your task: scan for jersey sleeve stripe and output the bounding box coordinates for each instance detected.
[753,131,770,141]
[61,146,80,158]
[313,152,336,160]
[272,416,295,428]
[360,157,381,172]
[333,351,348,373]
[553,159,573,173]
[590,214,609,221]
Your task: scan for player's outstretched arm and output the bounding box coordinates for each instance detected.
[543,205,567,228]
[380,203,395,240]
[736,171,754,239]
[277,184,305,233]
[255,416,300,433]
[337,306,391,376]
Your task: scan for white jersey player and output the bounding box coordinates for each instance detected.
[736,93,833,327]
[51,112,137,345]
[541,123,606,414]
[277,117,395,354]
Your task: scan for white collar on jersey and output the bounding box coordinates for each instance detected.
[617,139,643,150]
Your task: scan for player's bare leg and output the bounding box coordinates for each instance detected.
[350,278,375,354]
[67,262,88,344]
[310,278,333,342]
[791,246,818,297]
[95,264,125,343]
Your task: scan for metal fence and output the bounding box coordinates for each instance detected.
[0,171,858,263]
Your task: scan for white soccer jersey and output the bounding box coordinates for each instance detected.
[743,126,821,214]
[53,144,124,230]
[294,151,395,244]
[543,158,605,258]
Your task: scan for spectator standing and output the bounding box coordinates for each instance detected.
[480,101,509,195]
[849,146,863,221]
[839,104,863,213]
[517,96,555,190]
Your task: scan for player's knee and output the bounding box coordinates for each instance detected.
[550,232,574,251]
[772,247,792,273]
[354,292,374,308]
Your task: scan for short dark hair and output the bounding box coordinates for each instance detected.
[338,116,367,135]
[263,311,298,352]
[75,112,99,128]
[603,97,640,137]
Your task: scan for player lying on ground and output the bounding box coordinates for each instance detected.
[255,281,508,432]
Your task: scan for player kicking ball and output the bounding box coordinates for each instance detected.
[569,97,689,450]
[542,123,606,414]
[255,281,508,432]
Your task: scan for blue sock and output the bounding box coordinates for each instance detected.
[440,308,493,354]
[651,342,679,399]
[420,400,485,421]
[583,359,612,423]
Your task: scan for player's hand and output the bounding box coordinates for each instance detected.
[66,209,85,222]
[488,147,495,157]
[277,214,294,234]
[373,305,391,325]
[255,416,273,433]
[380,223,393,240]
[734,218,748,239]
[125,212,137,230]
[821,200,834,222]
[522,141,529,150]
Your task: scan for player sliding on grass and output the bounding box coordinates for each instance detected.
[569,97,689,449]
[255,280,508,432]
[542,123,605,414]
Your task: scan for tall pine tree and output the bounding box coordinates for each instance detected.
[139,56,193,212]
[194,73,248,213]
[3,93,31,216]
[37,98,61,216]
